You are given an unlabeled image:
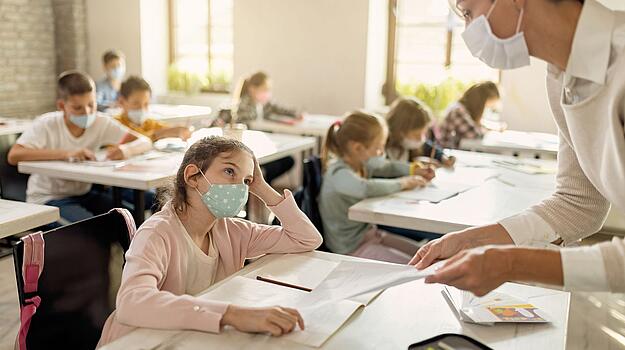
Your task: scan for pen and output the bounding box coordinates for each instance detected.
[256,276,312,292]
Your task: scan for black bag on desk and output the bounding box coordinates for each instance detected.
[409,333,493,350]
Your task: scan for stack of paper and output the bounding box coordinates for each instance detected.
[442,286,551,325]
[492,160,556,175]
[202,254,441,347]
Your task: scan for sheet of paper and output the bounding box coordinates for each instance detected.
[301,260,443,308]
[200,276,361,347]
[394,186,459,203]
[245,254,340,291]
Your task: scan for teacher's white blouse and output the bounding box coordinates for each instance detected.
[499,0,625,292]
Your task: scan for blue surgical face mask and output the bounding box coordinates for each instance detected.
[195,169,249,218]
[108,66,125,80]
[69,113,96,129]
[127,109,147,125]
[366,154,387,169]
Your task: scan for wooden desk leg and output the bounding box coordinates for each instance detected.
[112,187,122,207]
[133,189,145,224]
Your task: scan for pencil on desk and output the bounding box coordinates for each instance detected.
[256,276,313,292]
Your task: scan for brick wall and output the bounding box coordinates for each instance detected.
[0,0,88,119]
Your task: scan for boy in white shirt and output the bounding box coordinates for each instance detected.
[8,70,152,223]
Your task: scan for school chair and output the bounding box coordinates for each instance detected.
[293,155,328,251]
[12,208,136,350]
[0,133,29,201]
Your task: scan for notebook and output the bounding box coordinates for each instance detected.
[442,286,551,325]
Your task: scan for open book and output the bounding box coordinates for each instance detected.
[442,286,551,325]
[201,254,440,347]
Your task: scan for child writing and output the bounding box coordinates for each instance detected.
[96,49,126,111]
[97,136,323,347]
[115,76,192,141]
[438,81,501,149]
[319,111,428,264]
[7,71,151,223]
[386,97,456,168]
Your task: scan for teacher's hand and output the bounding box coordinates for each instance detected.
[424,246,512,296]
[409,224,515,270]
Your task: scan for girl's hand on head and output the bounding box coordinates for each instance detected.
[221,305,305,336]
[249,157,269,194]
[400,175,427,190]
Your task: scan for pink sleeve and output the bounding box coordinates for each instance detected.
[237,190,323,258]
[114,231,229,333]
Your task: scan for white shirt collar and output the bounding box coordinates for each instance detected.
[564,0,615,85]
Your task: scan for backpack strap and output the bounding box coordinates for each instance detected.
[17,232,45,350]
[110,208,137,241]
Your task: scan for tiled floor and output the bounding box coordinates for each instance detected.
[1,235,624,350]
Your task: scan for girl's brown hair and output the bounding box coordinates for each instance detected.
[234,71,269,100]
[321,111,386,171]
[156,136,253,212]
[458,81,500,122]
[385,97,433,160]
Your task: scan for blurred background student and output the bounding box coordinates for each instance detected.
[96,49,126,111]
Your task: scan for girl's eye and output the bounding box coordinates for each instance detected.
[224,168,235,176]
[462,9,471,20]
[244,178,252,185]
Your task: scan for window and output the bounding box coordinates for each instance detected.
[168,0,233,93]
[385,0,499,112]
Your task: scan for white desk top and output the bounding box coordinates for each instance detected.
[249,114,342,137]
[350,150,557,234]
[102,251,570,350]
[0,199,59,238]
[460,130,559,158]
[0,117,32,136]
[17,128,316,191]
[104,104,213,125]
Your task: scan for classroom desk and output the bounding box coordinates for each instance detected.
[0,117,32,136]
[350,150,556,234]
[0,199,59,238]
[104,104,213,125]
[101,251,570,350]
[17,129,316,223]
[249,114,341,153]
[459,130,559,159]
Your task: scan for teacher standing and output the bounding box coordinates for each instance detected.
[411,0,625,295]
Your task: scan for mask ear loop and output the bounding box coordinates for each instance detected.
[515,7,524,34]
[193,167,212,196]
[486,0,499,18]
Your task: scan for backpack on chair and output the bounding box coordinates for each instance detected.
[292,155,328,251]
[13,208,136,350]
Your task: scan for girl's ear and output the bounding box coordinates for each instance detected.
[183,164,201,188]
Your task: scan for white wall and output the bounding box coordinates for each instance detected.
[233,0,376,115]
[86,0,169,97]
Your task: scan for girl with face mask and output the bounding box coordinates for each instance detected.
[386,97,456,169]
[319,111,430,263]
[412,0,625,297]
[97,137,323,348]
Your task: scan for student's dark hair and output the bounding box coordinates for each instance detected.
[235,71,269,99]
[321,111,385,172]
[458,81,499,122]
[102,49,125,65]
[120,76,152,99]
[156,136,254,212]
[386,97,432,160]
[57,70,95,100]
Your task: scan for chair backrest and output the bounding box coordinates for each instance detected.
[294,155,328,251]
[0,133,29,201]
[13,208,136,350]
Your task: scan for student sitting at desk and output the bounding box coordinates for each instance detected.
[225,71,302,184]
[96,49,126,111]
[97,136,322,347]
[319,111,429,264]
[115,76,192,141]
[386,97,456,169]
[438,81,500,149]
[7,71,151,223]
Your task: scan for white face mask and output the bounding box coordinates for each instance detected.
[402,138,424,150]
[461,0,529,69]
[127,109,147,125]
